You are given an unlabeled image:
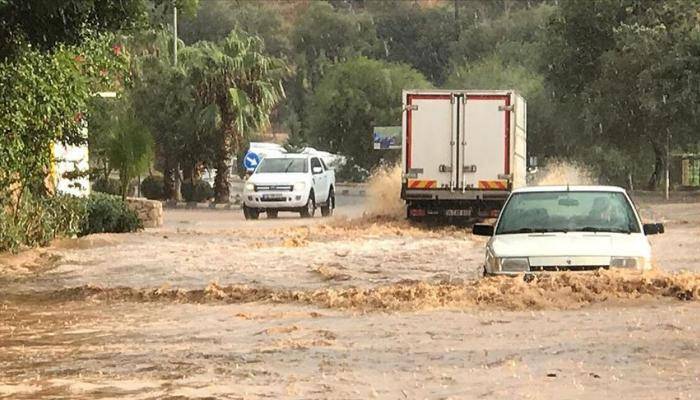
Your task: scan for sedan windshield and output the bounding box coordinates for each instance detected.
[255,158,307,173]
[496,191,641,235]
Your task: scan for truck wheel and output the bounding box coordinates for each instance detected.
[300,192,315,218]
[267,210,278,219]
[321,188,334,217]
[243,205,259,220]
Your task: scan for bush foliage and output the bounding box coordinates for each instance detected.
[81,193,143,235]
[0,193,142,253]
[92,177,122,196]
[140,175,165,200]
[181,180,214,203]
[0,193,86,253]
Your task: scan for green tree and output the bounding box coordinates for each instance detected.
[178,0,289,58]
[127,30,208,201]
[101,102,155,201]
[0,34,127,209]
[305,57,429,170]
[370,2,455,85]
[543,0,700,187]
[287,1,378,139]
[183,32,285,203]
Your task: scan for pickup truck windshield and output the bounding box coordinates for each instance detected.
[256,158,308,173]
[496,191,641,235]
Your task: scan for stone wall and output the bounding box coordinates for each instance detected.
[126,197,163,228]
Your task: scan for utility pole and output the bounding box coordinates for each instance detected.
[173,4,178,67]
[454,0,460,41]
[172,2,183,202]
[665,128,671,200]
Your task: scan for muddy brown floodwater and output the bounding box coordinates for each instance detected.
[1,195,699,399]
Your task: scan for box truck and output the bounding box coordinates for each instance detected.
[401,90,527,221]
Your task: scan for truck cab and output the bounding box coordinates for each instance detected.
[242,154,336,219]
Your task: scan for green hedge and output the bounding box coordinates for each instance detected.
[92,177,122,195]
[181,180,214,203]
[0,192,142,253]
[140,175,165,200]
[0,193,85,253]
[81,193,143,235]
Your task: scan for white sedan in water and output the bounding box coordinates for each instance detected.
[473,186,664,276]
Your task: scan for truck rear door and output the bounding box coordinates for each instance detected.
[460,94,511,190]
[404,93,457,190]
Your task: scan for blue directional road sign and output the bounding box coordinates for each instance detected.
[243,151,261,171]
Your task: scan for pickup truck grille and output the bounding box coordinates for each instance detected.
[255,185,293,192]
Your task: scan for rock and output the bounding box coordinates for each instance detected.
[125,197,163,228]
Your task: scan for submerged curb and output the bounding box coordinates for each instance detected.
[162,201,242,210]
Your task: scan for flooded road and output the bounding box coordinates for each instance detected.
[1,195,699,399]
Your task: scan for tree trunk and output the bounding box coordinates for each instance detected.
[162,153,182,202]
[120,168,129,202]
[214,134,231,204]
[174,165,183,202]
[647,143,664,191]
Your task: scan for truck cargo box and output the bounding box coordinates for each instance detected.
[401,90,526,220]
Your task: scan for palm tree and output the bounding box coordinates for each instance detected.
[182,31,285,203]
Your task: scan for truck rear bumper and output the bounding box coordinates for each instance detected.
[402,188,509,201]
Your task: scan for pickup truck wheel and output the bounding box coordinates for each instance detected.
[300,192,315,218]
[321,189,334,217]
[243,205,260,220]
[267,210,278,219]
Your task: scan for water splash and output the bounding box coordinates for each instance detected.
[533,160,596,186]
[363,164,404,218]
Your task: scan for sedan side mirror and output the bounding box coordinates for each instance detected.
[643,223,665,235]
[473,224,495,236]
[312,166,323,174]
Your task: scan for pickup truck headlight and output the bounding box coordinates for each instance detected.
[497,257,530,272]
[244,182,255,192]
[610,256,644,269]
[294,182,306,192]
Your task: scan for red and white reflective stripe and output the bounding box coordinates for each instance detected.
[408,179,437,189]
[477,180,508,190]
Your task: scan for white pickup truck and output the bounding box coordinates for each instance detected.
[242,154,336,219]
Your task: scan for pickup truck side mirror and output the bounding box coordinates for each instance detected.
[473,224,495,236]
[312,166,323,174]
[643,223,665,235]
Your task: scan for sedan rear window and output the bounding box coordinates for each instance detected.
[496,191,641,234]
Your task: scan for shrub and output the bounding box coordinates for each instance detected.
[92,177,121,195]
[0,192,143,253]
[181,180,214,203]
[0,193,85,253]
[140,175,165,200]
[81,193,143,235]
[335,162,370,183]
